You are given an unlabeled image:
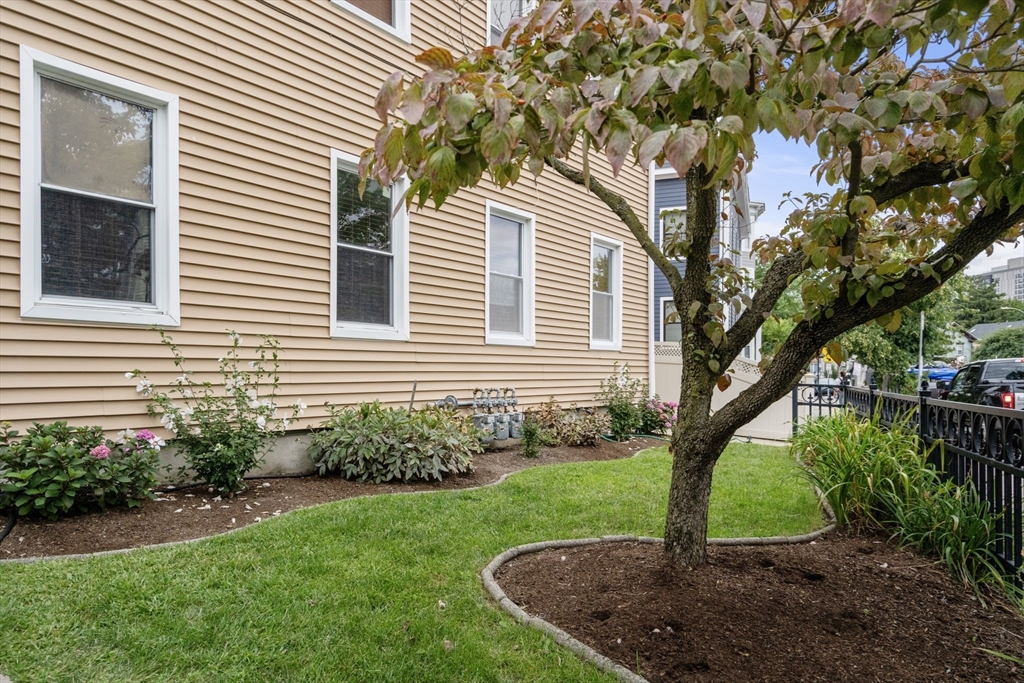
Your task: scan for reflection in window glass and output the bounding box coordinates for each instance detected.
[336,165,394,325]
[489,214,524,335]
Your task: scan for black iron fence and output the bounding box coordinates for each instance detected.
[808,383,1024,581]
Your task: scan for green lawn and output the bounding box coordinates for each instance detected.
[0,443,822,683]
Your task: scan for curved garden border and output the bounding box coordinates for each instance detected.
[480,524,837,683]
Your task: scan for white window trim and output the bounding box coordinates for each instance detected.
[19,46,180,327]
[658,205,686,256]
[486,0,536,46]
[331,0,411,43]
[660,296,680,343]
[589,233,623,352]
[485,200,535,347]
[330,149,409,342]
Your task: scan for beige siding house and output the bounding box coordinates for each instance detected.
[0,0,652,434]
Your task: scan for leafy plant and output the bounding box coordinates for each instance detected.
[520,416,542,458]
[597,363,646,441]
[127,330,305,495]
[639,396,677,435]
[308,402,481,483]
[527,398,609,447]
[794,409,1010,598]
[974,327,1024,361]
[0,421,163,519]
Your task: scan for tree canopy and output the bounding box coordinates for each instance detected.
[975,326,1024,359]
[362,0,1024,566]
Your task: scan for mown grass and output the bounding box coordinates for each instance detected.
[0,443,821,683]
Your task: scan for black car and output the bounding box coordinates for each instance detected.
[940,358,1024,409]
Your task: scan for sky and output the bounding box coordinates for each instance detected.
[745,132,1022,276]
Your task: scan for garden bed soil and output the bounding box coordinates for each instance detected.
[496,533,1024,683]
[0,438,659,560]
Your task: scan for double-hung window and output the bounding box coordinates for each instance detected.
[332,0,411,41]
[590,234,622,350]
[19,46,179,326]
[662,299,682,343]
[330,150,409,341]
[486,201,534,346]
[487,0,530,45]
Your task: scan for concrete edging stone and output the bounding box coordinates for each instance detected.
[480,524,837,683]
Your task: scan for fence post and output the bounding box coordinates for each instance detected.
[792,386,800,436]
[918,387,929,447]
[868,382,877,421]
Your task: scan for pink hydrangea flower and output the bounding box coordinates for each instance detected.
[136,429,156,441]
[90,444,111,459]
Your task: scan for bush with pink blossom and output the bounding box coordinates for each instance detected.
[0,421,163,519]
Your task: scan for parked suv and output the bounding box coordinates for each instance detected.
[940,358,1024,409]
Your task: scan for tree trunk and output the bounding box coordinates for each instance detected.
[664,423,730,566]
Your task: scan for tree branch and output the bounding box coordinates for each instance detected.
[868,159,970,206]
[719,250,805,366]
[545,157,684,292]
[706,201,1024,445]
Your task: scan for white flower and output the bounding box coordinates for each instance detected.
[249,361,258,369]
[181,406,194,417]
[295,399,307,412]
[227,331,243,344]
[256,416,267,429]
[249,400,260,409]
[136,379,153,395]
[246,388,257,401]
[282,418,290,429]
[174,374,187,385]
[183,389,193,398]
[117,428,136,442]
[218,357,225,363]
[125,371,135,379]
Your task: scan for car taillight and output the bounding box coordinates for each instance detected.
[1002,392,1016,409]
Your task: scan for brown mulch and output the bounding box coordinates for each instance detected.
[496,534,1024,682]
[0,438,660,560]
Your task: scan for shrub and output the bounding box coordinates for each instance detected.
[0,421,163,519]
[597,363,646,440]
[128,330,304,495]
[639,396,677,435]
[794,409,1008,596]
[308,402,481,482]
[527,398,609,447]
[520,416,542,458]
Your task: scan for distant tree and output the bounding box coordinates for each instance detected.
[363,1,1024,567]
[974,327,1024,360]
[949,275,1024,328]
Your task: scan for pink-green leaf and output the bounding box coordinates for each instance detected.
[416,47,456,71]
[400,81,425,125]
[444,93,477,131]
[605,125,632,177]
[628,65,661,106]
[374,72,403,123]
[638,129,671,169]
[660,60,699,93]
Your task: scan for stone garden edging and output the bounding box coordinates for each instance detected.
[480,523,838,683]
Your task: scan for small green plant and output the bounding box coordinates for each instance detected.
[308,402,481,482]
[127,330,304,495]
[520,415,543,458]
[638,396,678,435]
[0,421,163,519]
[597,363,646,441]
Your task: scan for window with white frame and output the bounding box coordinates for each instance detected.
[19,46,179,326]
[662,298,682,342]
[486,202,534,345]
[488,0,529,45]
[659,207,686,256]
[330,150,409,341]
[331,0,411,42]
[590,234,622,350]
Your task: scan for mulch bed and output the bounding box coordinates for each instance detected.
[496,534,1024,682]
[0,438,659,560]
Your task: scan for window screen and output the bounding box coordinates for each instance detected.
[592,244,614,342]
[39,77,155,303]
[348,0,394,25]
[336,166,393,326]
[489,214,523,334]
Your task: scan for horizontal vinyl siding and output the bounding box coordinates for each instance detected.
[0,0,650,431]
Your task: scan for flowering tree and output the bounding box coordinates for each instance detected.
[361,0,1024,566]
